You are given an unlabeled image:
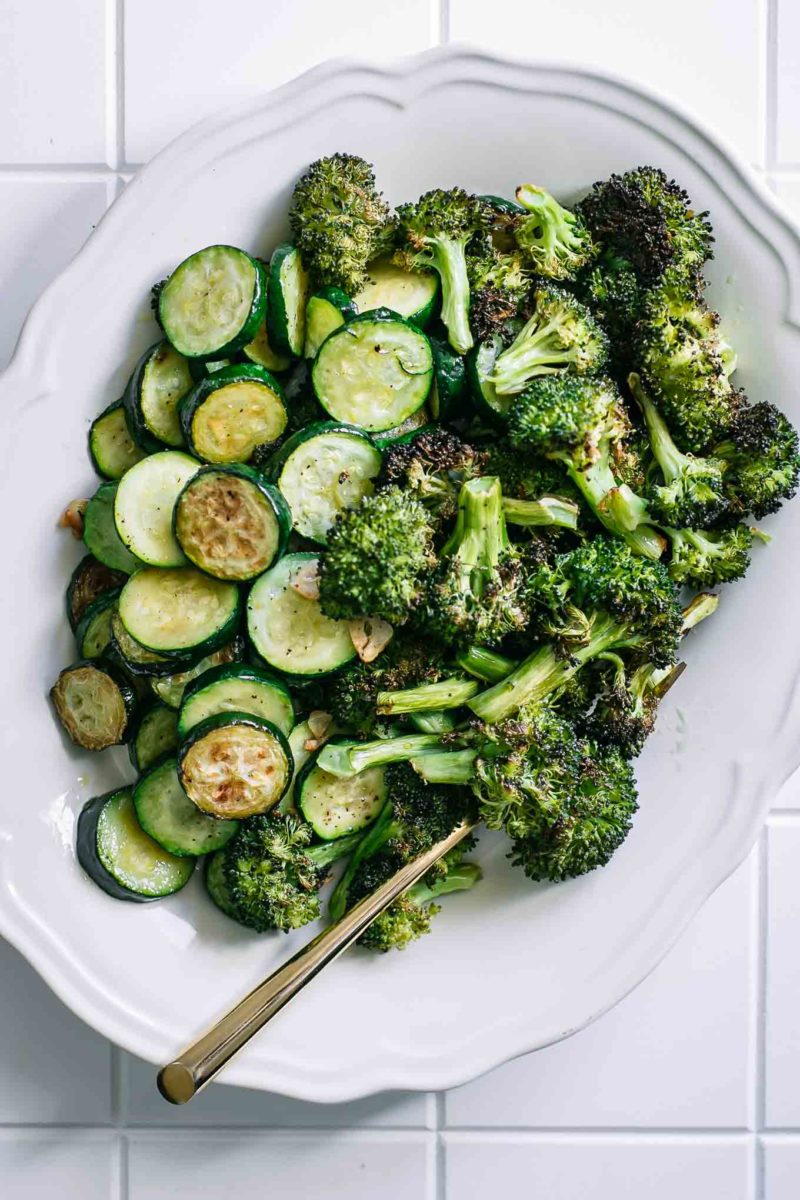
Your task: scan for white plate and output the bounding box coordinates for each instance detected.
[1,46,799,1103]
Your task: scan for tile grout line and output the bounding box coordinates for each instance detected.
[753,829,770,1199]
[438,0,450,45]
[435,1092,446,1200]
[764,0,779,170]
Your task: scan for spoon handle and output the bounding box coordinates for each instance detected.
[158,819,477,1104]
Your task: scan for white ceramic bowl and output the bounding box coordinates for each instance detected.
[1,46,799,1102]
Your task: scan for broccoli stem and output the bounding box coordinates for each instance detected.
[329,802,396,921]
[318,733,445,779]
[442,476,509,569]
[411,750,478,785]
[629,371,693,487]
[411,862,482,903]
[680,590,720,631]
[429,235,474,355]
[409,710,458,734]
[468,610,644,725]
[377,676,479,715]
[502,495,580,530]
[306,829,364,868]
[457,644,518,683]
[556,456,665,559]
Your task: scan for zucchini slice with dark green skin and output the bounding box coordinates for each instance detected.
[129,701,179,772]
[178,712,293,819]
[77,789,194,901]
[119,567,241,658]
[114,450,200,568]
[266,244,311,357]
[109,610,198,678]
[295,748,386,840]
[67,556,127,631]
[50,659,136,750]
[123,340,193,451]
[179,364,288,464]
[173,464,290,581]
[268,422,381,543]
[178,663,294,739]
[353,257,439,328]
[246,552,356,679]
[467,331,513,422]
[149,638,242,709]
[312,309,433,433]
[89,400,146,479]
[303,286,357,359]
[83,482,142,574]
[158,245,267,360]
[241,316,292,373]
[205,849,238,917]
[373,409,432,448]
[74,588,120,659]
[133,757,238,857]
[428,334,468,422]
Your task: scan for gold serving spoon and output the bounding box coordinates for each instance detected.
[157,818,477,1104]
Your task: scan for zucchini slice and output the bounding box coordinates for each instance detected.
[129,701,179,772]
[353,257,439,328]
[178,712,292,819]
[178,663,294,739]
[467,328,519,422]
[429,334,468,421]
[77,789,193,901]
[67,556,127,631]
[312,310,433,433]
[123,340,193,450]
[266,244,311,357]
[74,589,120,659]
[110,610,196,678]
[242,317,291,373]
[89,400,146,479]
[303,286,357,359]
[174,464,290,581]
[50,659,136,751]
[83,482,142,574]
[119,566,241,658]
[296,751,386,840]
[149,639,241,709]
[282,719,315,811]
[158,245,267,360]
[114,450,200,567]
[269,422,381,543]
[133,757,238,857]
[205,849,238,917]
[246,552,356,678]
[180,365,287,464]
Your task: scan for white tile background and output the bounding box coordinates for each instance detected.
[1,2,799,1197]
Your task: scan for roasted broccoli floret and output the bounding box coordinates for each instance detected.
[629,372,728,526]
[483,437,585,510]
[288,153,394,294]
[329,762,474,920]
[376,427,488,529]
[395,188,489,354]
[325,632,449,736]
[490,285,609,397]
[349,846,481,952]
[507,374,664,559]
[664,524,754,587]
[421,476,541,646]
[221,813,361,933]
[319,487,435,624]
[714,401,800,519]
[582,653,664,757]
[510,741,638,881]
[468,537,683,724]
[633,273,744,452]
[577,166,713,285]
[512,183,596,281]
[576,250,643,372]
[467,245,530,342]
